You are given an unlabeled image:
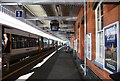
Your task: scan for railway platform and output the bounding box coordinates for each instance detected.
[26,47,81,80]
[0,1,119,81]
[3,47,82,80]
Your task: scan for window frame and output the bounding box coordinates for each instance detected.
[95,2,104,65]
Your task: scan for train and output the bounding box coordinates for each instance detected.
[2,24,62,70]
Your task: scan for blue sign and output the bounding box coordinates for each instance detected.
[15,10,23,17]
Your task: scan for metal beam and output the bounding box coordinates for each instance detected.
[25,16,77,21]
[59,29,72,31]
[36,24,73,28]
[0,3,84,5]
[59,24,73,27]
[0,0,119,4]
[0,0,85,5]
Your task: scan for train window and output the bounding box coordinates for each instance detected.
[12,34,39,49]
[19,36,23,48]
[31,38,36,47]
[33,38,36,47]
[43,38,49,48]
[16,35,21,48]
[49,39,53,47]
[34,38,36,47]
[24,37,29,48]
[21,36,25,48]
[35,38,39,47]
[29,38,33,47]
[12,34,28,49]
[37,39,39,47]
[12,34,17,49]
[29,38,39,47]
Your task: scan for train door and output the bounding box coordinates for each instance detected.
[52,40,54,47]
[39,37,44,50]
[38,36,41,51]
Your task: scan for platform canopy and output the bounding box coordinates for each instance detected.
[1,0,119,4]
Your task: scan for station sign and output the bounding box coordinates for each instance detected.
[50,20,59,31]
[103,21,120,73]
[50,23,59,31]
[15,10,23,17]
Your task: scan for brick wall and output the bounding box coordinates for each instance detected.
[86,2,120,80]
[76,6,84,60]
[103,3,119,27]
[71,2,120,80]
[70,29,74,48]
[86,2,96,60]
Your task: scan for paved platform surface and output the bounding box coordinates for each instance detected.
[26,47,82,80]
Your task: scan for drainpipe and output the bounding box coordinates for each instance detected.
[84,0,87,76]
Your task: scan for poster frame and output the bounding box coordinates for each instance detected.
[103,21,120,73]
[86,33,92,60]
[74,39,77,51]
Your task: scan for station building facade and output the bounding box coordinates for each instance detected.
[71,2,120,80]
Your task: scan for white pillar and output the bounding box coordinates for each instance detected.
[0,24,2,79]
[84,0,87,76]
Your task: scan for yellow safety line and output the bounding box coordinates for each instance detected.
[2,51,52,80]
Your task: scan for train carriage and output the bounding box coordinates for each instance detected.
[2,25,57,70]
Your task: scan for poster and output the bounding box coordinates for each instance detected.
[74,39,77,51]
[87,33,92,60]
[0,27,2,55]
[104,21,119,73]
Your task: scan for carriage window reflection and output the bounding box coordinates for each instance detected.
[2,33,10,53]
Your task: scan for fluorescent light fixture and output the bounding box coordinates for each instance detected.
[0,3,22,5]
[0,12,63,42]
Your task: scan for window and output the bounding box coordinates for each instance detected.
[12,34,17,49]
[49,39,53,47]
[95,2,104,65]
[12,34,40,49]
[43,38,49,48]
[24,37,29,48]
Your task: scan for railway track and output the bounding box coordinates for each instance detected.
[2,47,57,80]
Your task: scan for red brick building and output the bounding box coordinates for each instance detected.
[71,1,120,80]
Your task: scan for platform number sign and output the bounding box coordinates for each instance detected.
[15,10,23,17]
